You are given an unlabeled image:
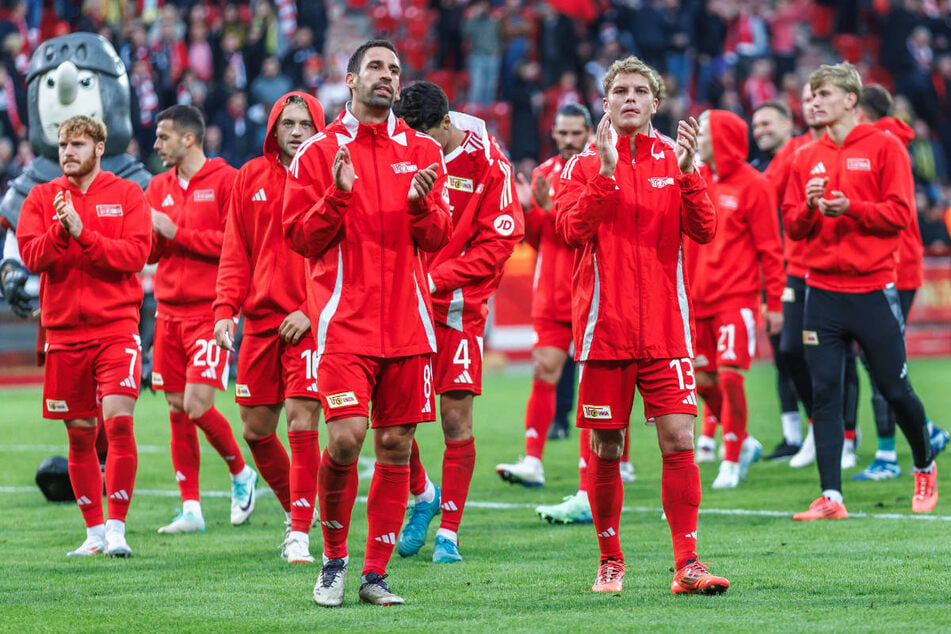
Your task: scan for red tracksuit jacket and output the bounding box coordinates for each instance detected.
[874,116,923,290]
[764,131,813,278]
[555,129,717,361]
[282,108,452,358]
[427,111,524,333]
[146,157,237,319]
[687,110,784,318]
[783,123,913,292]
[17,171,150,344]
[524,154,575,324]
[214,92,325,334]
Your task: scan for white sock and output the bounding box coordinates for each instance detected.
[822,489,843,504]
[182,499,203,518]
[697,435,715,451]
[781,412,802,445]
[231,464,252,482]
[87,523,106,540]
[843,439,855,453]
[436,528,458,544]
[523,456,543,469]
[576,490,589,503]
[415,479,436,504]
[912,461,935,474]
[875,450,898,462]
[289,530,309,544]
[104,519,125,537]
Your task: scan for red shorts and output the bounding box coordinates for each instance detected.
[576,357,698,429]
[152,315,231,392]
[317,353,436,427]
[43,334,142,419]
[532,318,572,351]
[235,330,320,405]
[693,307,757,372]
[434,325,483,395]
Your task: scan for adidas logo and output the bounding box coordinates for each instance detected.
[685,531,698,540]
[252,188,267,202]
[526,429,539,439]
[682,392,697,406]
[201,367,217,380]
[175,471,187,482]
[161,194,174,207]
[306,383,319,393]
[110,489,130,501]
[374,532,396,545]
[120,376,136,389]
[810,161,826,175]
[598,527,616,538]
[292,498,311,509]
[321,520,344,529]
[441,501,459,512]
[453,370,473,384]
[724,432,739,442]
[76,496,92,506]
[421,401,431,414]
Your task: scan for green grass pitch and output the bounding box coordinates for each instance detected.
[1,359,950,632]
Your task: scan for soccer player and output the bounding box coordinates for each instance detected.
[749,101,807,461]
[783,62,938,519]
[851,84,949,481]
[690,109,784,489]
[283,40,451,607]
[17,115,149,557]
[213,91,326,562]
[146,105,258,534]
[495,104,594,488]
[556,56,729,594]
[390,81,523,563]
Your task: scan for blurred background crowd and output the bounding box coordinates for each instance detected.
[0,0,948,251]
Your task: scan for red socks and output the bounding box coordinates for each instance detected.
[587,452,623,562]
[525,380,557,459]
[408,439,427,497]
[317,450,358,560]
[439,437,475,533]
[288,430,320,532]
[363,463,410,576]
[169,411,201,501]
[662,450,701,570]
[103,416,137,522]
[67,426,103,528]
[578,428,591,492]
[697,382,722,438]
[718,370,747,462]
[247,432,291,512]
[192,408,245,475]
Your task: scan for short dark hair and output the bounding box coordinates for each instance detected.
[554,103,593,128]
[859,83,893,121]
[392,81,449,132]
[752,100,791,120]
[156,104,206,144]
[347,39,399,75]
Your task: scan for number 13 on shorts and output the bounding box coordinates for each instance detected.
[669,357,698,405]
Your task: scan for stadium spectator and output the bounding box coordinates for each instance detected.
[462,0,500,106]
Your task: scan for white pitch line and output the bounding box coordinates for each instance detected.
[2,484,948,522]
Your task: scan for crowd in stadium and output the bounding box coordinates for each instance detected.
[0,0,948,248]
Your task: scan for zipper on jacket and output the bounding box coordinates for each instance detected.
[372,136,385,355]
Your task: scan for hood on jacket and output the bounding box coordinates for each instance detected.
[874,116,914,145]
[263,91,325,156]
[707,110,748,178]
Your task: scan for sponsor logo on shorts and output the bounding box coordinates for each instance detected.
[648,176,675,189]
[326,391,358,408]
[391,161,418,175]
[193,189,215,202]
[803,330,819,345]
[96,204,123,217]
[454,370,473,384]
[46,399,69,412]
[582,404,613,420]
[846,157,871,171]
[493,214,516,236]
[682,392,697,405]
[447,176,474,192]
[152,373,164,386]
[306,383,319,393]
[236,384,251,398]
[781,287,796,303]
